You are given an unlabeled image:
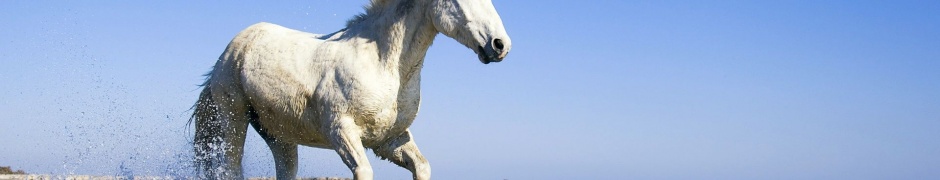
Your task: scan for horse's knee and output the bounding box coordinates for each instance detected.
[374,131,430,180]
[354,166,374,180]
[413,160,430,180]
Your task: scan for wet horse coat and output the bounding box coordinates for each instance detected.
[191,0,511,179]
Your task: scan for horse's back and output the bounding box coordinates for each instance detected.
[215,22,323,97]
[223,22,324,60]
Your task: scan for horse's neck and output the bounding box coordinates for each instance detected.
[347,1,437,82]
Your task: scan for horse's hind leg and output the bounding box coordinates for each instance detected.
[328,114,374,180]
[193,86,250,179]
[216,92,251,179]
[251,120,299,180]
[374,130,430,180]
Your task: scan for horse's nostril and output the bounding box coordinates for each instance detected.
[493,39,504,51]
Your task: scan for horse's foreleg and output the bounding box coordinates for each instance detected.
[255,124,299,180]
[328,114,374,180]
[374,130,430,180]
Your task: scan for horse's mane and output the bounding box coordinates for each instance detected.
[346,0,409,27]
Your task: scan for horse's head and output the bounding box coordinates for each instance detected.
[429,0,511,64]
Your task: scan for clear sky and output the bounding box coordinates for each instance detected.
[1,0,939,179]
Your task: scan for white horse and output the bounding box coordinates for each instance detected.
[191,0,511,179]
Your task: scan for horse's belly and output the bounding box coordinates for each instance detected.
[254,107,415,148]
[354,110,413,146]
[253,110,333,148]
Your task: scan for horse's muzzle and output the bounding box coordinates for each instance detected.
[477,45,505,64]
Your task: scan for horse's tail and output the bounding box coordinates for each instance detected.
[189,85,215,129]
[190,84,225,179]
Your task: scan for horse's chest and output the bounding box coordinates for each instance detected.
[360,79,420,141]
[395,83,421,122]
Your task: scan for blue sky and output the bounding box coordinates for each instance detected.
[1,0,939,179]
